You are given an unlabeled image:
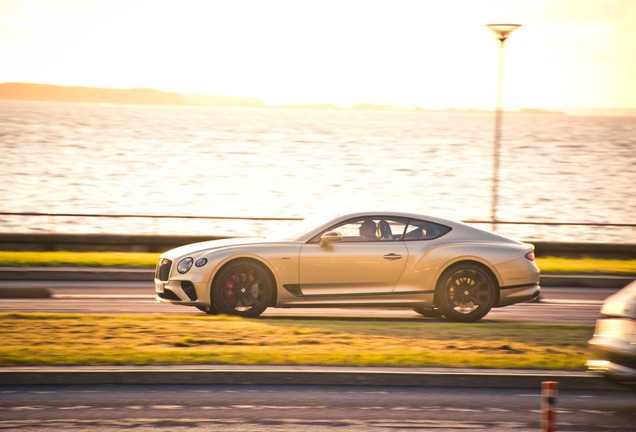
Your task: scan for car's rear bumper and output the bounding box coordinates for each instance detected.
[497,283,540,307]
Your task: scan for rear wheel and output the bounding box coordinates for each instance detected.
[436,263,496,323]
[211,260,273,318]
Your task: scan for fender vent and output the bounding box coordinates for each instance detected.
[158,289,180,301]
[181,281,197,301]
[283,284,303,297]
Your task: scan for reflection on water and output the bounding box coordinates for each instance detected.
[1,101,634,242]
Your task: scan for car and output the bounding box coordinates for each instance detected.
[155,211,540,322]
[587,280,636,385]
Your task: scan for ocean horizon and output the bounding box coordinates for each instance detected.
[1,100,634,243]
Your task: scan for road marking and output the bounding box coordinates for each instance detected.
[540,299,604,305]
[8,406,47,411]
[442,407,482,412]
[59,405,91,410]
[580,409,615,415]
[151,405,183,410]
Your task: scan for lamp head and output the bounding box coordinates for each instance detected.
[486,24,521,42]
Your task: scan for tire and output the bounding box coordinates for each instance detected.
[196,305,220,315]
[436,263,497,323]
[413,306,443,318]
[211,260,273,318]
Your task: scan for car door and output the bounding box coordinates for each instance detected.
[298,217,408,297]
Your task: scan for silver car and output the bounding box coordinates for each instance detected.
[587,280,636,384]
[155,211,540,322]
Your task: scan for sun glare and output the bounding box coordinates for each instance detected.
[0,0,635,109]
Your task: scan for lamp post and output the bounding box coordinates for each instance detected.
[486,24,521,232]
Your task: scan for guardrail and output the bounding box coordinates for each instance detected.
[1,211,634,230]
[1,212,635,258]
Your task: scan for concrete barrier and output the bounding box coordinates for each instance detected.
[1,233,635,258]
[0,287,51,299]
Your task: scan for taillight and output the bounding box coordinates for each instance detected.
[525,252,535,261]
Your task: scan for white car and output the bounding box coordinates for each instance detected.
[155,211,540,322]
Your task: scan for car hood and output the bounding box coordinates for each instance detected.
[162,237,272,259]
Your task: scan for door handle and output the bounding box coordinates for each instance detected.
[383,253,402,261]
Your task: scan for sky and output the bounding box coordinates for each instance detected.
[0,0,635,110]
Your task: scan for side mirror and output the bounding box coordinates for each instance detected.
[319,231,343,247]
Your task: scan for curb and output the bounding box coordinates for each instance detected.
[0,366,629,391]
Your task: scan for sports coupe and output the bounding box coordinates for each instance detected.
[155,211,540,322]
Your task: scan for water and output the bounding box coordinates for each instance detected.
[1,100,634,243]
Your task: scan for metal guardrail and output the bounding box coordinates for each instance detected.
[0,211,634,229]
[0,212,304,222]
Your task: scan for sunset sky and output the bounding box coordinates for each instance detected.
[1,0,635,110]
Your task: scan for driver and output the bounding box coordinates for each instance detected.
[359,220,378,239]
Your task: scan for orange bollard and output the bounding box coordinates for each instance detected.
[541,381,558,432]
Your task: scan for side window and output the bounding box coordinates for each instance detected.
[311,217,408,243]
[403,219,451,240]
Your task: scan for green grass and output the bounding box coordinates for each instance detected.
[0,251,159,268]
[536,256,636,276]
[0,313,594,370]
[0,251,634,275]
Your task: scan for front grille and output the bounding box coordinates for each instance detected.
[156,258,172,281]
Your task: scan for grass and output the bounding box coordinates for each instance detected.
[536,256,636,276]
[0,251,634,275]
[0,313,594,370]
[0,251,159,268]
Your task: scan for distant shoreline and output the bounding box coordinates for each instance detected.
[0,82,573,115]
[4,82,635,116]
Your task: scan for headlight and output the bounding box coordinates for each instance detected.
[195,258,208,267]
[177,257,194,274]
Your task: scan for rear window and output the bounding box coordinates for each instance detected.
[403,219,451,240]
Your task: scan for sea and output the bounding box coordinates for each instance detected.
[1,100,634,243]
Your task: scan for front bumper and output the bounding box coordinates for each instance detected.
[155,294,206,308]
[588,317,636,385]
[586,360,636,384]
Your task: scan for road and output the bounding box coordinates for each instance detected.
[1,384,634,431]
[0,281,615,325]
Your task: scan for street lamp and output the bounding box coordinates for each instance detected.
[486,24,521,232]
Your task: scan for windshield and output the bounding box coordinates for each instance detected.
[266,213,339,241]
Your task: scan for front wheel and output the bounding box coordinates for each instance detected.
[436,264,497,323]
[211,260,273,318]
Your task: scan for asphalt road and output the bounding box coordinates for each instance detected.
[0,281,616,325]
[1,384,634,431]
